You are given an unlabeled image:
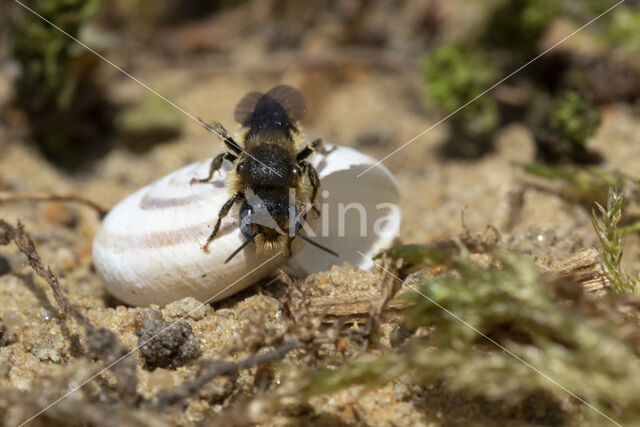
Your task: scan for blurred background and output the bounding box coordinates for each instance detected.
[0,0,639,242]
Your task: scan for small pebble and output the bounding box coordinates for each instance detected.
[0,362,10,377]
[54,248,77,273]
[163,297,212,321]
[147,368,176,393]
[3,311,25,329]
[197,376,234,403]
[389,324,413,348]
[44,202,77,227]
[235,295,282,321]
[134,308,163,330]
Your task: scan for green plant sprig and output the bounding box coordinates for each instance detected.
[592,187,638,294]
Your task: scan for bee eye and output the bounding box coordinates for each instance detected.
[292,166,301,176]
[236,162,246,173]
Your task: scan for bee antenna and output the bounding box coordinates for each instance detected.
[296,232,339,258]
[225,230,260,264]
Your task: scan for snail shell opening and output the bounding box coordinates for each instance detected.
[285,145,401,276]
[92,144,401,306]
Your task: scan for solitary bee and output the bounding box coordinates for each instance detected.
[191,85,338,263]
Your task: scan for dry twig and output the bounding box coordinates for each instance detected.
[491,182,525,233]
[0,191,108,218]
[155,340,299,408]
[542,248,609,292]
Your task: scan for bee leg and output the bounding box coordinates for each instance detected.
[286,236,295,257]
[296,138,324,161]
[190,152,237,185]
[202,192,243,252]
[198,119,243,154]
[300,160,321,215]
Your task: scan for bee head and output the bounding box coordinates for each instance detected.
[226,189,337,263]
[239,190,297,242]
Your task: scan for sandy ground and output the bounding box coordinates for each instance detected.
[0,49,639,426]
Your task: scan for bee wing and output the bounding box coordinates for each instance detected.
[265,85,307,121]
[234,85,307,126]
[234,91,264,125]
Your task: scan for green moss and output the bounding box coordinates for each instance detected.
[549,91,601,147]
[600,6,640,56]
[12,0,100,111]
[421,43,499,137]
[304,248,640,423]
[485,0,561,54]
[11,0,114,170]
[525,91,602,164]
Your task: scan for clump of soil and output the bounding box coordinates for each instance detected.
[137,314,202,371]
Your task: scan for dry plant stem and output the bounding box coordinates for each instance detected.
[306,296,412,319]
[155,340,299,408]
[491,182,525,233]
[276,269,399,325]
[372,258,404,315]
[620,220,640,236]
[0,219,138,403]
[358,257,404,345]
[0,191,109,218]
[452,211,501,253]
[542,248,609,292]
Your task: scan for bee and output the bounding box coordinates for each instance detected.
[191,85,338,263]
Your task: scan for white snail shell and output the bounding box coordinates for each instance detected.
[92,144,401,306]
